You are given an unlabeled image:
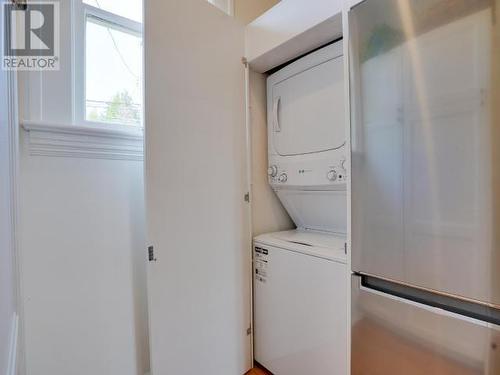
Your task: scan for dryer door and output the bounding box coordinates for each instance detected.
[270,50,345,156]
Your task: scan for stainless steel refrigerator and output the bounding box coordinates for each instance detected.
[349,0,500,373]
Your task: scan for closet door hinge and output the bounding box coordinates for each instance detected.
[246,327,252,335]
[344,243,347,255]
[244,192,250,203]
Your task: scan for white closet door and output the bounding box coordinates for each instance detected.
[144,1,250,374]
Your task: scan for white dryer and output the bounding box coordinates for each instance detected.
[267,40,347,234]
[253,230,348,375]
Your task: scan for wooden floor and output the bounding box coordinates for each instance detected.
[246,368,271,375]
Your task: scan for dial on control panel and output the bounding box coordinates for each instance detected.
[268,165,278,178]
[327,169,337,181]
[278,173,288,183]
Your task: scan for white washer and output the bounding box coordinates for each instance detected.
[253,230,348,375]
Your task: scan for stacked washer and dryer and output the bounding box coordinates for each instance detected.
[253,41,349,375]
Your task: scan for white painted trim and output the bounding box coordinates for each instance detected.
[72,0,84,124]
[22,120,144,140]
[7,314,18,375]
[243,61,254,368]
[5,36,24,374]
[227,0,234,17]
[21,121,144,161]
[73,0,144,128]
[208,0,233,16]
[83,4,143,34]
[341,5,353,375]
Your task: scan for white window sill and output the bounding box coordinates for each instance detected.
[21,120,144,161]
[21,120,144,140]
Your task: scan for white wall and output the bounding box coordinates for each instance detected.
[234,0,279,24]
[19,133,148,375]
[17,0,149,374]
[1,60,17,375]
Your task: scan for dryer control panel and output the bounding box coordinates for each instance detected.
[268,155,348,190]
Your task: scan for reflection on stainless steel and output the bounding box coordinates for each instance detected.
[350,0,499,306]
[352,276,499,375]
[349,0,500,373]
[352,320,483,375]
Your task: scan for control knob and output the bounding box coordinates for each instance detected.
[267,165,278,178]
[278,173,288,183]
[340,158,347,170]
[327,169,337,181]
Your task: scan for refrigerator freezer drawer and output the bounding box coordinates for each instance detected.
[351,275,500,375]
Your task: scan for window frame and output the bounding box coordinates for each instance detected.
[208,0,234,16]
[73,0,143,130]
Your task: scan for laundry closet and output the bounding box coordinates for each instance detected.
[253,40,348,375]
[145,1,350,374]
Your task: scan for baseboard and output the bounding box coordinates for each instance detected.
[7,313,18,375]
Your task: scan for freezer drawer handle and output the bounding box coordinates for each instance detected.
[361,275,500,326]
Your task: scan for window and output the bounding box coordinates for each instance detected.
[208,0,234,16]
[83,0,142,23]
[75,0,143,128]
